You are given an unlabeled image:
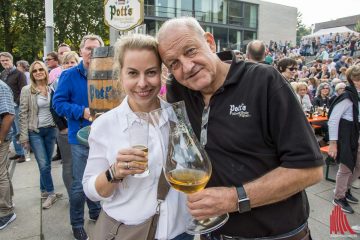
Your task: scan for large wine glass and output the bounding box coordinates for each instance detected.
[149,101,229,235]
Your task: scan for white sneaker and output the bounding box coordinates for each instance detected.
[351,225,360,234]
[42,194,57,209]
[352,179,360,189]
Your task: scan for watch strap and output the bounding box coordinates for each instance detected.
[236,184,251,213]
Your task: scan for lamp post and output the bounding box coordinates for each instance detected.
[45,0,54,55]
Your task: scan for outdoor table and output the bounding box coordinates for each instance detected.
[307,115,328,123]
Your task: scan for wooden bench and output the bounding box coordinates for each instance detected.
[320,145,337,182]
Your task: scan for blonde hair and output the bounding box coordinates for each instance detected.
[29,61,49,92]
[62,51,80,65]
[346,65,360,83]
[296,82,308,93]
[290,82,298,92]
[113,34,161,85]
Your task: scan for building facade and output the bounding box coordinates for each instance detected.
[110,0,297,50]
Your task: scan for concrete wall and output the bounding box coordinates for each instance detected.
[249,0,297,46]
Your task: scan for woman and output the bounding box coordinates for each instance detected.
[329,82,346,105]
[50,51,80,198]
[328,65,360,214]
[296,82,312,112]
[19,61,58,209]
[298,66,309,79]
[83,34,192,240]
[339,67,348,82]
[313,82,332,108]
[315,64,330,80]
[329,68,338,81]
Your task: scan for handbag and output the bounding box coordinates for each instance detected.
[93,170,170,240]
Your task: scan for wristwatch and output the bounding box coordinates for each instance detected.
[236,184,251,213]
[105,167,122,183]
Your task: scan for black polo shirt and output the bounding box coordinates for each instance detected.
[166,52,323,238]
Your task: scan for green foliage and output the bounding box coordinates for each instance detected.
[355,20,360,33]
[0,0,109,63]
[296,11,311,45]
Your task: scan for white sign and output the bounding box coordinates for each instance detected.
[104,0,144,31]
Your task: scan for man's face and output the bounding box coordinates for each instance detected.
[45,55,58,69]
[58,46,71,63]
[158,26,218,92]
[0,56,13,69]
[80,39,101,69]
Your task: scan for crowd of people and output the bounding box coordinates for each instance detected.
[0,15,360,240]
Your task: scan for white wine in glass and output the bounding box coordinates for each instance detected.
[150,101,229,235]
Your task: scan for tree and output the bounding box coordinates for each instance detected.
[296,11,311,46]
[355,20,360,33]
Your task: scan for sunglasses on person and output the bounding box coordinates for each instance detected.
[32,68,45,74]
[287,67,298,71]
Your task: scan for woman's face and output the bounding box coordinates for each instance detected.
[16,64,25,73]
[320,85,330,97]
[352,77,360,91]
[282,65,297,80]
[298,86,307,97]
[63,57,78,69]
[31,63,46,82]
[336,86,345,95]
[121,49,161,112]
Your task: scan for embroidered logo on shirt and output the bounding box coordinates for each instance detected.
[229,104,251,118]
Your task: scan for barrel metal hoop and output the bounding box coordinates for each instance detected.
[91,46,114,58]
[88,70,113,80]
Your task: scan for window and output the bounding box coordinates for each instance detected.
[144,19,156,36]
[177,0,193,17]
[212,0,226,24]
[244,3,257,28]
[156,0,175,18]
[228,0,243,25]
[144,0,155,16]
[229,29,242,50]
[213,27,228,51]
[195,1,211,22]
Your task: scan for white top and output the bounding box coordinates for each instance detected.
[328,98,360,140]
[37,91,55,128]
[83,96,190,240]
[296,94,312,112]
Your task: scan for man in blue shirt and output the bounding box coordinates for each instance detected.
[0,80,16,230]
[53,35,103,240]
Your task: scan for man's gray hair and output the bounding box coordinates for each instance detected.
[79,34,104,49]
[157,17,205,42]
[0,52,13,62]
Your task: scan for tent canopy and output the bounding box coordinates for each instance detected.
[302,26,359,39]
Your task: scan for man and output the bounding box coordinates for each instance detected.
[49,43,71,84]
[49,43,72,162]
[246,40,266,63]
[0,80,16,229]
[277,58,299,82]
[317,47,329,61]
[158,17,323,239]
[335,56,348,74]
[0,52,27,163]
[53,35,103,240]
[45,52,59,72]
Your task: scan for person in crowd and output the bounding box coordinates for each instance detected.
[49,44,72,162]
[329,82,346,106]
[0,80,16,230]
[315,64,330,80]
[246,40,266,63]
[328,65,360,214]
[49,43,72,84]
[327,58,336,72]
[298,66,309,79]
[339,67,348,82]
[50,51,80,198]
[307,66,317,78]
[83,33,192,240]
[18,61,59,209]
[329,68,338,81]
[307,77,319,101]
[158,16,323,239]
[52,35,103,240]
[335,56,348,74]
[16,60,30,84]
[277,57,298,81]
[45,52,60,72]
[345,57,354,67]
[233,50,244,61]
[349,35,358,57]
[0,52,27,163]
[318,47,329,61]
[264,52,273,65]
[296,82,312,112]
[313,82,332,108]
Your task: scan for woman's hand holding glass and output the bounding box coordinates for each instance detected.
[112,148,148,179]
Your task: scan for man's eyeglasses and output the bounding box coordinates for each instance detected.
[287,67,298,71]
[32,68,45,74]
[45,58,54,62]
[200,106,210,146]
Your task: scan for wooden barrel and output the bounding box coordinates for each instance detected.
[88,46,124,120]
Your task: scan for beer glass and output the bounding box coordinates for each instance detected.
[126,112,149,178]
[149,101,229,235]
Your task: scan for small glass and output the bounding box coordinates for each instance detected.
[126,112,150,178]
